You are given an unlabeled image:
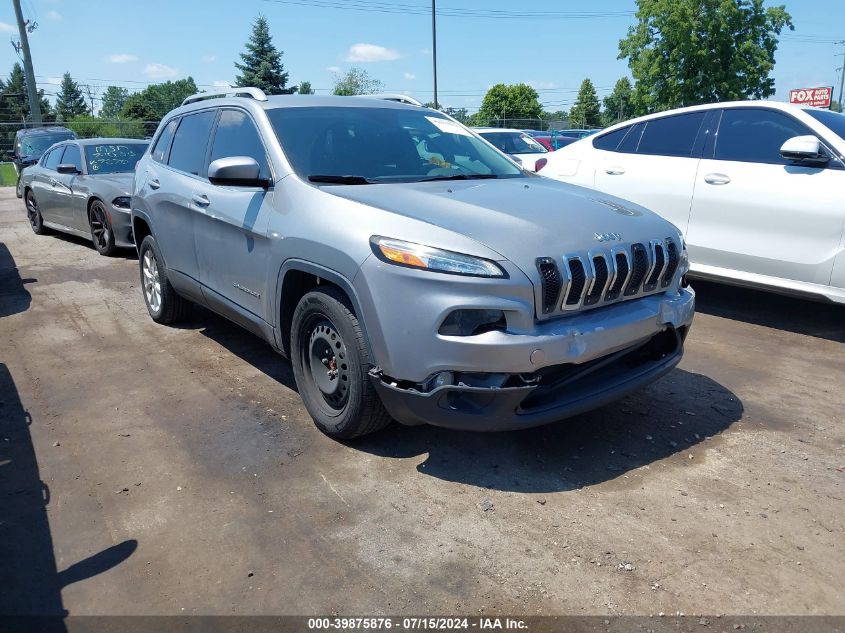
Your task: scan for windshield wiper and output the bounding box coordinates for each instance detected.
[308,174,373,185]
[418,174,499,183]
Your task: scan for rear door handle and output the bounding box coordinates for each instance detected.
[604,166,625,175]
[148,178,160,190]
[191,194,210,208]
[704,173,731,185]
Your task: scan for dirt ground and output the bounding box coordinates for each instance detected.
[0,186,843,617]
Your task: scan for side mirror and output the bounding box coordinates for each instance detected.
[779,135,829,165]
[56,164,80,175]
[208,156,269,187]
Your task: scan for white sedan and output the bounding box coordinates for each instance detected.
[542,100,845,304]
[475,128,549,172]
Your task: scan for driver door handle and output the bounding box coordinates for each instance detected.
[604,166,625,175]
[704,173,731,185]
[191,194,210,208]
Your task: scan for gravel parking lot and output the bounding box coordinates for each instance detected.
[0,186,843,616]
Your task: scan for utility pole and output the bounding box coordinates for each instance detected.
[431,0,438,110]
[837,43,845,112]
[12,0,43,126]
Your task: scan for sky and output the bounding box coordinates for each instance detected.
[0,0,843,114]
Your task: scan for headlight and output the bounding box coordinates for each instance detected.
[371,236,506,278]
[112,196,131,210]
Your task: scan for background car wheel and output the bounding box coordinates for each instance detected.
[24,190,46,235]
[15,177,23,199]
[138,235,192,324]
[291,287,391,439]
[89,200,117,256]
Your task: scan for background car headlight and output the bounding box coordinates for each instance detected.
[371,236,506,278]
[112,196,131,209]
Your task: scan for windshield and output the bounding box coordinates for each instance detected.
[84,143,149,174]
[479,131,548,155]
[20,132,75,156]
[267,106,524,183]
[804,108,845,143]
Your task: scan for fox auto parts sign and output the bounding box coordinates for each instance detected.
[789,86,833,108]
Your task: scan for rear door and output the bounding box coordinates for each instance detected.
[593,111,710,235]
[192,108,275,321]
[686,107,845,286]
[146,112,216,293]
[33,146,66,224]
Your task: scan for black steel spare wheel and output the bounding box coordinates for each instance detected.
[307,319,351,410]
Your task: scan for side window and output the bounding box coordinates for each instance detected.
[715,108,813,165]
[151,118,178,164]
[61,145,83,172]
[167,110,216,176]
[592,125,630,151]
[208,109,270,179]
[617,122,645,153]
[636,112,706,158]
[43,147,64,170]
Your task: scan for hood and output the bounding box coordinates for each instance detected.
[323,177,681,275]
[87,172,134,196]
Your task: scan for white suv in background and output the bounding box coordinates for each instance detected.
[543,101,845,304]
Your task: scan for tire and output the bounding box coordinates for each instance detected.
[89,200,118,256]
[24,189,46,235]
[138,235,192,324]
[15,175,22,199]
[291,286,391,439]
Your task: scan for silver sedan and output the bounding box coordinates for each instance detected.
[20,138,149,256]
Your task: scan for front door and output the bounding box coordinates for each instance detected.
[193,108,275,322]
[686,107,845,286]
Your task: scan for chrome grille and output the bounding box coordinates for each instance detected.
[544,238,680,315]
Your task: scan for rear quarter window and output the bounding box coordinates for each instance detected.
[592,126,631,151]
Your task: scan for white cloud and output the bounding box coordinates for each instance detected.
[213,80,232,88]
[107,53,138,64]
[202,55,217,63]
[46,10,62,20]
[0,21,16,32]
[344,43,401,63]
[403,72,416,80]
[527,80,558,90]
[143,63,178,79]
[326,66,341,74]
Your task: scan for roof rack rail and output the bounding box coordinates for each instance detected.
[182,87,268,106]
[353,93,425,107]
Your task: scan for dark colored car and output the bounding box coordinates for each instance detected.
[9,126,77,197]
[531,134,579,151]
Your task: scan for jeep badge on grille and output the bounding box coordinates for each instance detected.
[594,232,622,242]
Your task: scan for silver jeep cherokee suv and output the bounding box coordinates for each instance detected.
[131,88,695,438]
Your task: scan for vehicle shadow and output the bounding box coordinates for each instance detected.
[0,363,137,623]
[46,231,137,261]
[692,279,845,343]
[351,368,742,493]
[0,241,34,318]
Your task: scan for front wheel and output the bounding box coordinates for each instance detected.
[138,235,192,324]
[291,287,391,439]
[25,190,46,235]
[89,200,117,256]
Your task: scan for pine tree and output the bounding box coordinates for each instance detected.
[568,78,602,129]
[0,63,51,123]
[602,77,633,126]
[55,72,88,121]
[234,15,294,95]
[297,80,314,95]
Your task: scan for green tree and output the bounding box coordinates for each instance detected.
[120,78,198,120]
[619,0,793,113]
[297,80,314,95]
[568,78,602,128]
[831,100,842,113]
[100,86,129,119]
[235,15,294,95]
[602,77,634,126]
[476,83,542,125]
[332,67,383,96]
[442,107,470,124]
[55,72,89,120]
[66,115,145,139]
[0,63,51,124]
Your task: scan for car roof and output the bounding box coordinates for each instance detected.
[170,93,431,119]
[17,126,74,137]
[474,128,526,133]
[73,138,149,146]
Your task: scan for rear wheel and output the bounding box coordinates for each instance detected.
[89,200,117,256]
[15,175,22,198]
[291,287,391,439]
[25,190,46,235]
[139,235,191,324]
